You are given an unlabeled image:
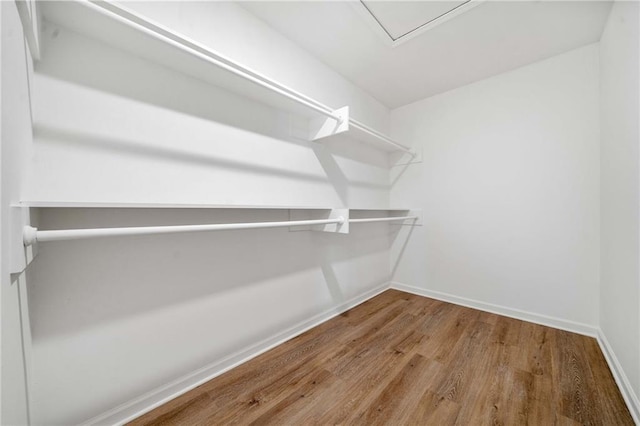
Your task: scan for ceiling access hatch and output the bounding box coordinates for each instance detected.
[356,0,484,46]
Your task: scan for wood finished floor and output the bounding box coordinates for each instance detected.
[130,290,633,425]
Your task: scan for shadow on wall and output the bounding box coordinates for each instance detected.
[33,124,389,193]
[37,21,391,169]
[390,224,416,279]
[25,208,393,341]
[33,26,391,207]
[35,125,330,185]
[37,22,293,144]
[25,16,399,349]
[390,158,414,189]
[320,262,346,304]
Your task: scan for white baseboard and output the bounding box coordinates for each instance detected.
[81,282,391,426]
[390,282,598,337]
[596,331,640,424]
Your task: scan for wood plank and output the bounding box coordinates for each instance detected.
[346,353,442,425]
[453,325,512,424]
[294,349,410,424]
[338,289,408,325]
[580,335,635,425]
[406,390,460,424]
[419,305,482,364]
[244,369,338,425]
[336,299,407,345]
[131,290,634,426]
[433,320,493,403]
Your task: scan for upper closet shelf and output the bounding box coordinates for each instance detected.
[38,1,414,156]
[18,201,335,210]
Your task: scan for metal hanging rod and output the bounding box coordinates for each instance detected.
[349,216,418,224]
[22,217,345,246]
[88,1,344,124]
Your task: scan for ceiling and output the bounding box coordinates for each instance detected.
[240,1,613,109]
[360,0,471,41]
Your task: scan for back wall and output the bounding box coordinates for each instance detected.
[390,44,600,331]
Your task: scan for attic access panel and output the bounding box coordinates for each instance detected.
[359,0,481,45]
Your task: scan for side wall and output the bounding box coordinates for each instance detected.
[390,45,601,333]
[24,2,397,424]
[1,1,35,424]
[599,0,640,419]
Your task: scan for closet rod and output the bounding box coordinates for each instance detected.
[349,216,418,224]
[89,1,344,124]
[22,217,345,246]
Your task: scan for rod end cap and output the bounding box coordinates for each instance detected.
[23,226,38,246]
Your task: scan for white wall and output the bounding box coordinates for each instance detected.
[1,2,35,424]
[599,0,640,414]
[27,209,393,425]
[390,44,600,331]
[24,2,397,424]
[120,1,390,130]
[27,5,391,208]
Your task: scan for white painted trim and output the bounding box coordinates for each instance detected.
[390,282,598,337]
[80,282,391,426]
[16,273,34,425]
[348,0,486,48]
[596,330,640,424]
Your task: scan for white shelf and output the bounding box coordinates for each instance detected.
[349,120,413,153]
[40,1,337,121]
[18,201,334,210]
[313,118,414,154]
[20,202,420,213]
[38,1,413,155]
[348,208,413,211]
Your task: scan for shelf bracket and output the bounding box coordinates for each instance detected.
[10,206,36,274]
[289,208,349,234]
[404,209,423,226]
[309,106,349,141]
[390,146,423,167]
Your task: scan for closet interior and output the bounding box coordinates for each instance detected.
[1,0,638,424]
